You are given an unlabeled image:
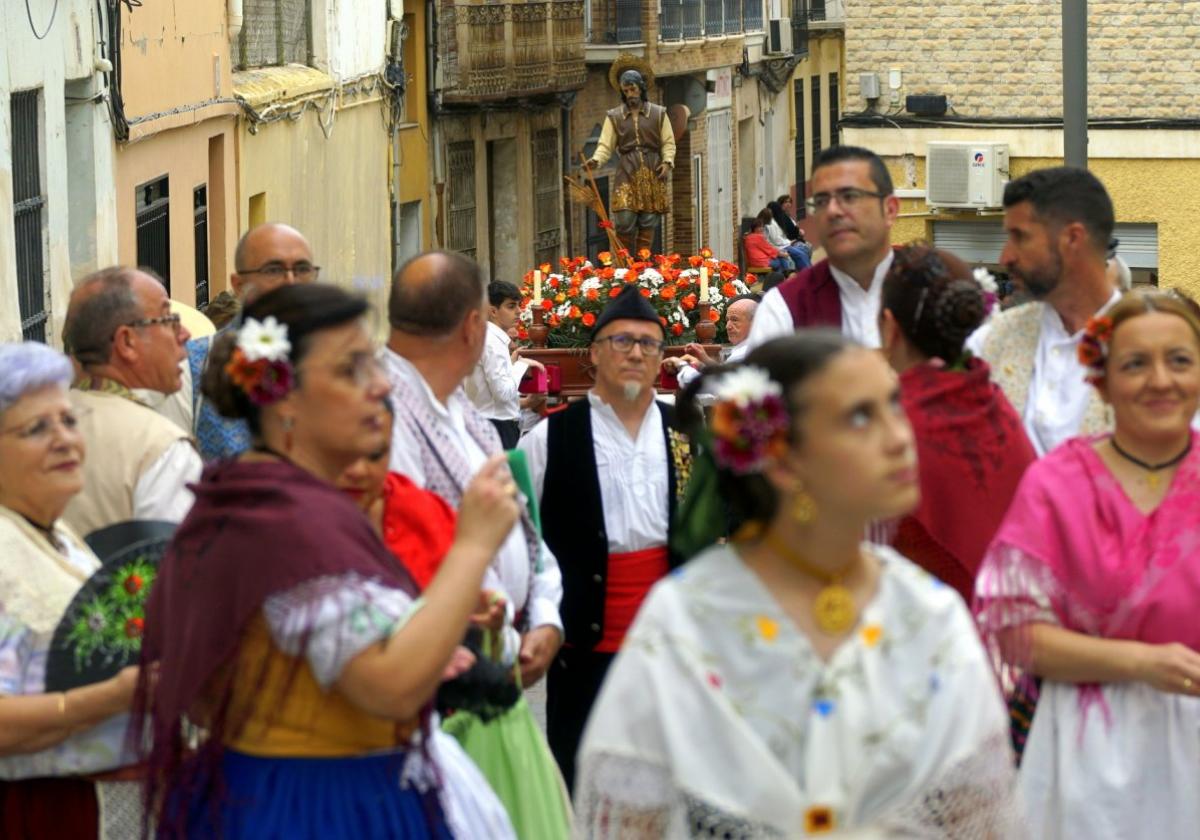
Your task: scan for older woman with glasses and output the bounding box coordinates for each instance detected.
[0,342,143,839]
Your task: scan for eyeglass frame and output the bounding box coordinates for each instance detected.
[805,187,890,214]
[125,313,184,333]
[596,333,667,356]
[236,262,322,280]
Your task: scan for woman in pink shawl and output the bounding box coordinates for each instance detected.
[975,289,1200,839]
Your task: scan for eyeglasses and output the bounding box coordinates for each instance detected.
[238,263,321,281]
[598,334,666,356]
[328,352,386,388]
[805,188,888,213]
[127,313,184,333]
[0,408,89,442]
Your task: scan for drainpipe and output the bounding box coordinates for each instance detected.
[228,0,243,42]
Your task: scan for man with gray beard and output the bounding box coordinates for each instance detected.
[519,285,691,791]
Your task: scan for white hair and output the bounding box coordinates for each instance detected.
[0,342,74,419]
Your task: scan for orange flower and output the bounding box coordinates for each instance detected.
[700,248,712,258]
[549,277,560,289]
[540,299,553,311]
[688,255,704,268]
[638,248,652,259]
[598,251,613,266]
[609,287,622,298]
[586,288,599,301]
[681,293,697,311]
[582,312,596,327]
[517,326,528,340]
[659,285,677,301]
[670,322,684,337]
[554,293,566,304]
[709,308,720,322]
[570,305,582,319]
[721,282,736,298]
[659,316,668,326]
[711,401,738,440]
[640,288,652,298]
[539,262,551,274]
[549,314,561,327]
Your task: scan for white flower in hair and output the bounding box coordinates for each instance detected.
[713,366,782,407]
[237,316,292,363]
[973,267,998,295]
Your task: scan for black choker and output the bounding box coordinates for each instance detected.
[1110,436,1192,474]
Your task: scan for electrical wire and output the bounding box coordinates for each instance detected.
[25,0,59,40]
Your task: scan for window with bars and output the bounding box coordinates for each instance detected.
[447,142,477,259]
[793,78,806,218]
[533,130,561,267]
[810,75,822,162]
[194,186,210,309]
[237,0,313,69]
[136,176,172,292]
[828,72,839,147]
[11,90,48,342]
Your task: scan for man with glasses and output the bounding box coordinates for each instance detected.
[518,284,691,791]
[187,223,320,461]
[61,267,202,537]
[744,145,900,352]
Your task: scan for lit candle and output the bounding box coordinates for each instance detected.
[533,270,542,304]
[699,266,709,300]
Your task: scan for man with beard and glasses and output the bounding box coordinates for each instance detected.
[966,167,1119,456]
[743,146,900,352]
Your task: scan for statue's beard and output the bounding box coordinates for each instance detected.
[622,381,645,401]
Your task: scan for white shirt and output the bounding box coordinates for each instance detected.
[763,220,791,251]
[383,350,562,632]
[744,251,895,352]
[464,322,529,422]
[676,341,749,391]
[520,391,669,554]
[134,441,202,523]
[966,290,1121,456]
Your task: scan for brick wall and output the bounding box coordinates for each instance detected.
[845,1,1200,117]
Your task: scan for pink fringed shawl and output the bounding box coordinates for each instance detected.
[975,432,1200,717]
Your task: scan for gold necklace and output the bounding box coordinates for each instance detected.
[761,532,858,635]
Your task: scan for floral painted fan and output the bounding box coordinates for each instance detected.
[43,520,176,692]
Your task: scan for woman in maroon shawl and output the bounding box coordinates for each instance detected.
[133,284,519,838]
[878,245,1036,603]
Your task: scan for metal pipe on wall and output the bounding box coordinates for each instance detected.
[1062,0,1087,167]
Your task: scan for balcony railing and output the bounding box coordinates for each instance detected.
[441,0,586,101]
[742,0,762,31]
[791,0,810,55]
[660,0,766,40]
[588,0,642,44]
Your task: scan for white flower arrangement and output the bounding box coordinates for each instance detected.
[236,316,292,363]
[712,366,782,407]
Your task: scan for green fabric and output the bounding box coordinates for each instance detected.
[506,449,544,573]
[671,434,727,560]
[442,698,573,839]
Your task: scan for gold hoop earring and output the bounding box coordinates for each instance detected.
[792,490,817,525]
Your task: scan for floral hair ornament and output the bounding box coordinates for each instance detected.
[973,267,1000,315]
[1077,314,1114,385]
[225,316,295,406]
[710,366,791,474]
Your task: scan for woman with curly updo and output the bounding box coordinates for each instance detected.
[878,244,1036,603]
[575,333,1021,838]
[975,289,1200,838]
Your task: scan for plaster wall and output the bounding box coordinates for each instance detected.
[324,0,388,78]
[0,1,118,344]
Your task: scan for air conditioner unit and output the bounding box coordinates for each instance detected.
[767,18,792,54]
[926,142,1009,209]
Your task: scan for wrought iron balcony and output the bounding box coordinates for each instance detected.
[439,0,586,102]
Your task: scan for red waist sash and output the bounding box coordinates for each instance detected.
[596,546,670,654]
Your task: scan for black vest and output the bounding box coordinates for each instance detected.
[541,399,684,650]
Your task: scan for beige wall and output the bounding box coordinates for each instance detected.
[115,120,239,306]
[845,1,1200,117]
[238,102,393,336]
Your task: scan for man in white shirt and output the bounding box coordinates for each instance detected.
[383,251,563,688]
[464,280,541,448]
[519,284,690,791]
[665,293,760,389]
[966,166,1119,456]
[744,146,900,352]
[61,267,203,536]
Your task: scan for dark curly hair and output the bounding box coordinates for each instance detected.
[881,244,987,364]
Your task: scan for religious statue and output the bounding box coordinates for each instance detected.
[584,58,676,256]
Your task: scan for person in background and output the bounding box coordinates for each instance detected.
[576,333,1019,837]
[744,214,791,274]
[0,343,143,839]
[878,245,1035,603]
[766,197,812,271]
[465,280,544,448]
[976,289,1200,838]
[664,294,760,390]
[966,167,1119,456]
[61,267,200,537]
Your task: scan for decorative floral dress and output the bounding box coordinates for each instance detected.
[575,543,1021,838]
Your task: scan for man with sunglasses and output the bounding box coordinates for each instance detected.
[187,223,319,461]
[744,145,900,352]
[61,267,202,538]
[518,285,691,791]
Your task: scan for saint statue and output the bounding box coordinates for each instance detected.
[585,60,676,256]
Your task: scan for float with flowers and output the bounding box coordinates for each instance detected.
[516,248,755,397]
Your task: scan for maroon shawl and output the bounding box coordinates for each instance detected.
[893,358,1036,602]
[131,459,420,836]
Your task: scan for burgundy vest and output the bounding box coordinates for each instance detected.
[776,259,842,329]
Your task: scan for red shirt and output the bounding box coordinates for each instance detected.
[380,472,457,590]
[743,231,778,268]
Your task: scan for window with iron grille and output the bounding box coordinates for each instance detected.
[11,90,48,343]
[828,73,839,147]
[136,176,172,292]
[237,0,313,69]
[793,78,806,218]
[194,186,210,309]
[533,130,561,267]
[722,0,740,33]
[742,0,762,31]
[447,142,477,259]
[704,0,723,35]
[810,75,822,162]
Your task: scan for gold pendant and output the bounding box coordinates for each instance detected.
[1146,472,1161,491]
[814,583,857,635]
